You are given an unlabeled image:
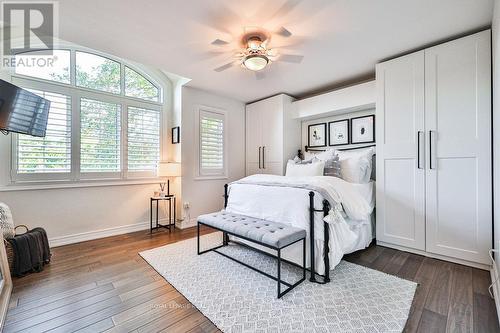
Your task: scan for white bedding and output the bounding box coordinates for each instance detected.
[226,175,375,274]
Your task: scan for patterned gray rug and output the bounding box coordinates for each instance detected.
[140,233,417,333]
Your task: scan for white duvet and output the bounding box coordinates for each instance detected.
[226,174,375,273]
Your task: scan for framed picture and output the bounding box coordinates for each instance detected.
[351,115,375,144]
[308,123,327,147]
[328,119,349,146]
[171,126,180,144]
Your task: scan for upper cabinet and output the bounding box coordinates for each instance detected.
[246,94,300,176]
[376,30,492,267]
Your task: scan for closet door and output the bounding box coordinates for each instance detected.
[260,96,284,171]
[425,30,492,264]
[376,51,426,250]
[246,102,262,175]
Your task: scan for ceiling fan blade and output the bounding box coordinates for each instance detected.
[214,62,236,72]
[211,39,230,46]
[266,48,278,57]
[275,26,293,38]
[271,0,302,20]
[278,54,304,63]
[255,71,266,80]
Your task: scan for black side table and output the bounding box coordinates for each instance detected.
[150,195,176,233]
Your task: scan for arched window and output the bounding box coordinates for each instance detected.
[10,47,165,183]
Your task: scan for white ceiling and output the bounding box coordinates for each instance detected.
[57,0,494,102]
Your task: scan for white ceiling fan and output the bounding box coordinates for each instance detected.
[211,26,304,79]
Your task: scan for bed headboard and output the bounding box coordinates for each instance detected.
[298,144,376,181]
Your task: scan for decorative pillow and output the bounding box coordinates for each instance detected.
[286,160,325,177]
[323,154,341,178]
[336,147,375,183]
[303,149,335,162]
[0,202,14,239]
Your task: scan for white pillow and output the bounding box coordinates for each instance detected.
[336,147,375,183]
[303,149,335,162]
[286,160,325,177]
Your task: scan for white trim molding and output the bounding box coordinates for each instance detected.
[377,241,492,271]
[176,217,197,230]
[48,218,170,247]
[491,264,500,327]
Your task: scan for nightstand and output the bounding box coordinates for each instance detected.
[150,195,176,233]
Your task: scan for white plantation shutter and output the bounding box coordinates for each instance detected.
[127,106,160,172]
[80,98,121,173]
[17,89,71,174]
[199,109,225,176]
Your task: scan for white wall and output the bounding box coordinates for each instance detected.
[0,68,177,247]
[493,0,500,268]
[301,109,376,151]
[180,86,246,228]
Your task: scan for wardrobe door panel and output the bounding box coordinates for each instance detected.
[260,97,284,165]
[425,30,491,264]
[245,102,262,176]
[376,51,426,250]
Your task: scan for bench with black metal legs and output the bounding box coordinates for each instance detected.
[197,211,306,299]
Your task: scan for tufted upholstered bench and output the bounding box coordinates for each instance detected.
[197,210,306,298]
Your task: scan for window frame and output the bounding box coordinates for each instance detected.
[194,105,228,180]
[8,46,166,185]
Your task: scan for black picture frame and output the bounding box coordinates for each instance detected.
[171,126,180,144]
[350,115,375,144]
[328,119,350,146]
[307,123,327,148]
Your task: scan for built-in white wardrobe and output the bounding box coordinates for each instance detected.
[246,94,301,176]
[376,30,492,268]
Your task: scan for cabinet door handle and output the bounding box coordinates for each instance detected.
[429,131,434,170]
[417,131,423,169]
[262,146,265,169]
[258,147,261,169]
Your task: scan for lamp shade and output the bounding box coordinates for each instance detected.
[157,162,181,177]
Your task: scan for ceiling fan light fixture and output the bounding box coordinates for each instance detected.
[243,54,268,71]
[247,36,262,50]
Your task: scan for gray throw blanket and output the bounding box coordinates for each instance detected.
[8,227,51,276]
[230,174,346,224]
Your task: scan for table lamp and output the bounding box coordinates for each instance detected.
[157,162,181,196]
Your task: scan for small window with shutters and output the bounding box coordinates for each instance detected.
[197,108,226,177]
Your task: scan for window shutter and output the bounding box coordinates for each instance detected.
[199,110,225,175]
[80,98,121,173]
[127,106,160,172]
[17,89,71,173]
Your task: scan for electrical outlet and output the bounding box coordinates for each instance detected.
[183,202,190,209]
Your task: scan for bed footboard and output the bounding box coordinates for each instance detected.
[222,184,330,284]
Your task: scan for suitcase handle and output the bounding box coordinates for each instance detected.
[14,225,29,236]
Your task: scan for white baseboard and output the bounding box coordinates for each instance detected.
[49,218,170,247]
[176,217,197,230]
[376,241,491,271]
[491,262,500,327]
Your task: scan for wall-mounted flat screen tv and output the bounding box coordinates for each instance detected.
[0,79,50,137]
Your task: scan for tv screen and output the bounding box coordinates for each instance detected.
[0,79,51,137]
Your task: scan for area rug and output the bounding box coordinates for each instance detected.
[140,233,417,333]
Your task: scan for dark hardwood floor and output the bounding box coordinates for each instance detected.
[4,227,499,332]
